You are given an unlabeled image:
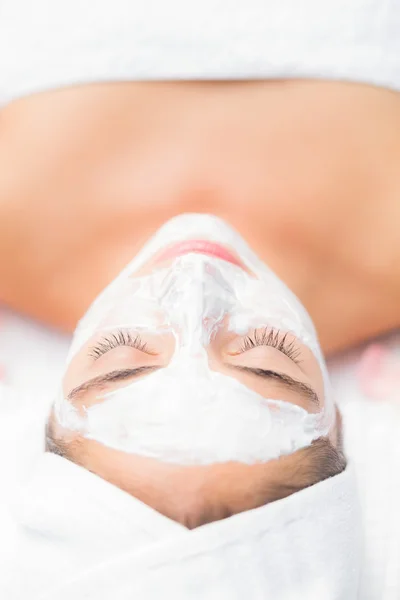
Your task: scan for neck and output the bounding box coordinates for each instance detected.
[118,80,400,350]
[1,80,399,350]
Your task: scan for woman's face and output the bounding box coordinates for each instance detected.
[64,314,324,417]
[50,215,340,527]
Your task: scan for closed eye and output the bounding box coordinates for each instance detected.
[238,327,301,364]
[88,330,156,360]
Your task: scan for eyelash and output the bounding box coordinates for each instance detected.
[240,327,301,363]
[89,329,149,360]
[88,327,300,363]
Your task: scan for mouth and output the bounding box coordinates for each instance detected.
[154,240,247,269]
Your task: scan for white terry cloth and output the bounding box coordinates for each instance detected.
[1,0,400,106]
[340,399,400,600]
[328,337,400,600]
[1,451,360,600]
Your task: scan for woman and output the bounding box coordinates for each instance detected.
[0,1,399,598]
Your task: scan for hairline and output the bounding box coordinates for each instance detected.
[45,415,346,496]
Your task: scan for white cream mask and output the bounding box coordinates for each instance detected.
[55,214,335,464]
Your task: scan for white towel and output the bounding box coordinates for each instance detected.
[1,0,400,106]
[2,451,361,599]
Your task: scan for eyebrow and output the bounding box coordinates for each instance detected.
[67,365,320,408]
[227,365,320,407]
[67,366,160,403]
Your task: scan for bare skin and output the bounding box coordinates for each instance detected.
[0,79,399,353]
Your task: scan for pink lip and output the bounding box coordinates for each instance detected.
[154,240,246,268]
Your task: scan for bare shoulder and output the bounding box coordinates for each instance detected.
[0,80,399,352]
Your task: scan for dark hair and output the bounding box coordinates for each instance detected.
[45,418,82,459]
[261,408,346,503]
[267,437,346,503]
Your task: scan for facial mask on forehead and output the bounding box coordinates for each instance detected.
[56,214,335,464]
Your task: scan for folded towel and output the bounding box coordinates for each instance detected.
[1,0,400,106]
